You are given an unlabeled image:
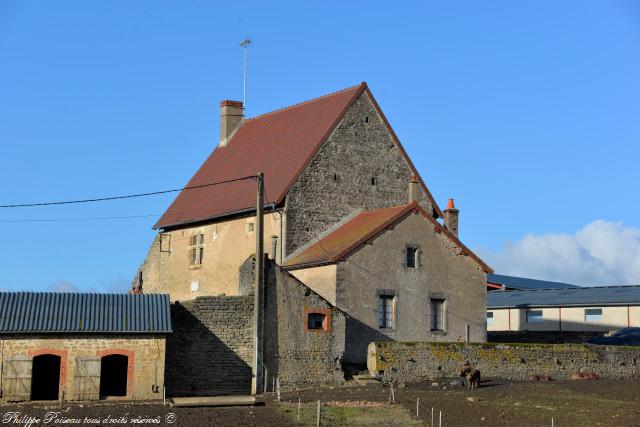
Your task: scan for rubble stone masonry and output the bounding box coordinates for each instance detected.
[284,92,434,255]
[0,334,166,401]
[368,342,640,383]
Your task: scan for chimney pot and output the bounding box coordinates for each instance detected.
[219,100,244,147]
[444,198,459,237]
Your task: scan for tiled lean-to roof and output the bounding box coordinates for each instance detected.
[155,82,442,229]
[284,201,493,274]
[0,292,172,333]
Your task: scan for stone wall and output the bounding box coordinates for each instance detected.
[367,342,640,383]
[488,331,607,344]
[263,260,346,389]
[284,91,435,255]
[0,334,166,401]
[335,212,487,364]
[165,258,346,395]
[136,213,282,300]
[165,296,254,396]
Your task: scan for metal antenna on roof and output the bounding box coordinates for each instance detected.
[240,39,251,115]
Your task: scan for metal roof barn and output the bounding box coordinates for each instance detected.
[487,274,581,291]
[0,292,172,333]
[488,286,640,309]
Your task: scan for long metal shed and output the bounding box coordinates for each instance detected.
[0,292,172,333]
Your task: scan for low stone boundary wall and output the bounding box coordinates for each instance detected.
[488,331,606,344]
[367,342,640,383]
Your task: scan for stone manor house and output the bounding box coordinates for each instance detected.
[135,82,492,394]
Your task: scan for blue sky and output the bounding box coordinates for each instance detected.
[1,1,639,291]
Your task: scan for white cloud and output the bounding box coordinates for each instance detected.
[50,281,81,292]
[478,220,640,286]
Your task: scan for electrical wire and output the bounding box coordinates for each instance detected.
[0,175,256,208]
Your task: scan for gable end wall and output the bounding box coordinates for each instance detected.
[284,92,434,255]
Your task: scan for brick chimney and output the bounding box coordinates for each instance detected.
[219,100,244,147]
[408,175,419,203]
[443,198,459,237]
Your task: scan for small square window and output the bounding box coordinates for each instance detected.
[430,298,445,331]
[487,311,494,324]
[526,310,543,323]
[371,177,377,186]
[584,308,602,322]
[307,313,326,330]
[378,295,394,329]
[305,308,331,333]
[406,247,418,268]
[191,281,200,292]
[247,222,254,233]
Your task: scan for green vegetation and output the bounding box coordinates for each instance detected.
[279,402,423,426]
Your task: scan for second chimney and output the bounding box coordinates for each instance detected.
[408,175,419,203]
[443,198,459,237]
[219,100,244,147]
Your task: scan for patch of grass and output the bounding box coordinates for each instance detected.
[279,402,423,426]
[485,388,638,425]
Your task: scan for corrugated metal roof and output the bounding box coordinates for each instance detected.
[487,274,580,290]
[488,286,640,308]
[0,292,172,333]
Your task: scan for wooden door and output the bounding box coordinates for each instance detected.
[73,357,101,400]
[2,355,32,402]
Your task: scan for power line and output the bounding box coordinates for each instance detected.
[0,214,161,223]
[0,175,256,208]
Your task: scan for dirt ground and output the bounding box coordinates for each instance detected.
[2,379,639,426]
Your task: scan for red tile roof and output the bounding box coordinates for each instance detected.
[155,82,443,229]
[285,201,493,274]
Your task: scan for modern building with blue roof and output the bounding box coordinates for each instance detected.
[487,273,581,291]
[0,292,171,403]
[487,285,640,336]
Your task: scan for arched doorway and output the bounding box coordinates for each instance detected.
[99,354,128,398]
[31,354,61,400]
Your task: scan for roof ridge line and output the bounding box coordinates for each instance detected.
[245,82,366,122]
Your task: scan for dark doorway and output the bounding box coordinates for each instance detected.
[100,354,128,398]
[31,354,61,400]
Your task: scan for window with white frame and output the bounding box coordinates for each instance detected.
[406,246,418,268]
[584,308,603,322]
[526,310,543,323]
[487,311,494,324]
[189,233,205,266]
[430,298,445,331]
[378,295,394,329]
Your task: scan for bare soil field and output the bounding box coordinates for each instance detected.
[2,379,639,426]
